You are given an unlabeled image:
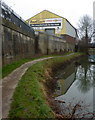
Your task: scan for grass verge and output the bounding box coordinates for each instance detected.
[2,58,33,78]
[9,52,84,118]
[8,60,54,118]
[2,52,72,78]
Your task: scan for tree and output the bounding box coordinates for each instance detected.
[78,15,94,41]
[77,15,95,54]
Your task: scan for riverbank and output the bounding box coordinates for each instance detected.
[8,53,84,118]
[2,52,72,78]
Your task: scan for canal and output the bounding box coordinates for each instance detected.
[54,55,95,118]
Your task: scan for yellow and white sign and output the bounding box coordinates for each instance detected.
[30,18,62,28]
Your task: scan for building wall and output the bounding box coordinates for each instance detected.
[26,10,66,35]
[1,3,76,66]
[2,18,75,66]
[93,2,95,21]
[26,10,60,21]
[37,31,67,54]
[65,20,77,38]
[26,10,77,38]
[2,19,35,66]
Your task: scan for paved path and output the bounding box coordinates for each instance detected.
[2,53,74,118]
[2,57,54,118]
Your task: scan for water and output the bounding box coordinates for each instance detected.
[54,56,95,118]
[89,55,95,63]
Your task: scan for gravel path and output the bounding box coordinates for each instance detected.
[2,57,53,118]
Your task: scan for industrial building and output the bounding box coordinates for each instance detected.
[26,10,78,43]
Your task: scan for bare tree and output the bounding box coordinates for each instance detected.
[78,15,93,41]
[77,15,95,53]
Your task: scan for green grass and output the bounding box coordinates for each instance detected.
[2,58,33,78]
[9,61,54,118]
[8,52,83,118]
[2,52,73,78]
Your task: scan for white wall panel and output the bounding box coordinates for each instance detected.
[66,21,76,37]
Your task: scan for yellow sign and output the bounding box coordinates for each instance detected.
[30,18,62,24]
[30,19,45,24]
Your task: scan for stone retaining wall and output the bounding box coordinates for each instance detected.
[2,19,75,66]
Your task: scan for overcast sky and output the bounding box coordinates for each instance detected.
[2,0,95,28]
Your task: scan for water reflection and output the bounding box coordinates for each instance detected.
[76,64,95,93]
[54,56,95,96]
[54,56,95,118]
[54,63,76,96]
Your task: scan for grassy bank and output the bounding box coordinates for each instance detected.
[2,58,32,78]
[8,59,54,118]
[9,52,84,118]
[2,52,72,78]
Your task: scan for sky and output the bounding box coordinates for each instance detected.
[2,0,95,28]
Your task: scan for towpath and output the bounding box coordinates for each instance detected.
[2,53,74,118]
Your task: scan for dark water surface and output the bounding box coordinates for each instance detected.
[54,55,95,118]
